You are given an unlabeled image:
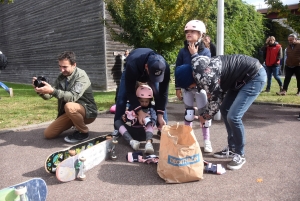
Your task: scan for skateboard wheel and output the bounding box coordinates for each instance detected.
[78,174,86,181]
[68,149,76,156]
[110,151,117,161]
[15,186,27,195]
[79,157,86,162]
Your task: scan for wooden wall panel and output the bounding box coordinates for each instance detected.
[0,0,130,91]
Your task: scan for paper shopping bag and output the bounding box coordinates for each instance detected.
[157,123,203,183]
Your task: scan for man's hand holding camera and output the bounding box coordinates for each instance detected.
[32,76,54,95]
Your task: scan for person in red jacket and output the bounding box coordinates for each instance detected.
[262,36,283,93]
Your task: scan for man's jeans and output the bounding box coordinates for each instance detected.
[114,70,168,125]
[265,65,282,90]
[219,67,266,155]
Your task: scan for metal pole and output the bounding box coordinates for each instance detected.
[216,0,224,56]
[214,0,224,121]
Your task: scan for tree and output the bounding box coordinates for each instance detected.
[265,0,300,33]
[104,0,215,63]
[104,0,265,63]
[0,0,14,3]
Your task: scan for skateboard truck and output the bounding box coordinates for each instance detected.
[15,186,27,201]
[77,157,86,181]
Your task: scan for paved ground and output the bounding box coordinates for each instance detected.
[0,102,300,201]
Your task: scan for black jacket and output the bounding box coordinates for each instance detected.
[124,48,170,113]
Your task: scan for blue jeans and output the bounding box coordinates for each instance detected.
[219,67,266,155]
[114,71,168,125]
[265,65,282,90]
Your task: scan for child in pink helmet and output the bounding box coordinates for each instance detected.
[175,20,213,153]
[114,84,156,154]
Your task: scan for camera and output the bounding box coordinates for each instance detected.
[144,116,152,126]
[34,76,48,88]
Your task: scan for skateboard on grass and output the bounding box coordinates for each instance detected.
[0,178,47,201]
[45,132,118,174]
[56,134,119,182]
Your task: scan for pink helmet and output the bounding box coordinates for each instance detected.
[184,20,206,34]
[136,85,153,98]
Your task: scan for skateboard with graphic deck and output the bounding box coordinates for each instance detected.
[56,134,118,182]
[45,132,118,174]
[0,178,47,201]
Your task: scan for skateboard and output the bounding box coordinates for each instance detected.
[45,132,118,174]
[56,134,118,182]
[0,178,47,201]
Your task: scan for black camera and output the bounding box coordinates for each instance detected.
[34,76,48,88]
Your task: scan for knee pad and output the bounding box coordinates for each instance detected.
[184,108,195,122]
[203,119,212,128]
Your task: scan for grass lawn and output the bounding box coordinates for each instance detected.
[0,77,299,130]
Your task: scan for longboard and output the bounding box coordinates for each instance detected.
[0,178,47,201]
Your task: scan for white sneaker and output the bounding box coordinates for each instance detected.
[130,140,140,150]
[144,142,154,154]
[204,140,213,153]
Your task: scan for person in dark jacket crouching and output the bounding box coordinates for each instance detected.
[32,51,98,143]
[191,52,266,170]
[114,48,170,136]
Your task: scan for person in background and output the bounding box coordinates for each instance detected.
[262,36,283,93]
[277,34,300,96]
[203,35,216,57]
[0,51,8,70]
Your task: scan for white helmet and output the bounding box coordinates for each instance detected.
[184,20,206,34]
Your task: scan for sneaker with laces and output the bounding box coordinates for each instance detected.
[144,142,154,154]
[204,140,213,153]
[227,154,246,170]
[263,89,270,93]
[213,146,235,158]
[130,140,140,150]
[64,131,89,144]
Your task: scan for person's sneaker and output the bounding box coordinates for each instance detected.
[263,89,270,93]
[144,142,154,154]
[276,90,286,96]
[213,146,235,158]
[64,131,89,144]
[204,140,213,153]
[227,154,246,170]
[296,92,300,96]
[130,140,140,150]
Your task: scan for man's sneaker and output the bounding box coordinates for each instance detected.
[204,140,213,153]
[276,90,286,96]
[263,89,270,93]
[227,154,246,170]
[130,140,140,150]
[144,142,154,154]
[64,131,89,144]
[213,146,235,158]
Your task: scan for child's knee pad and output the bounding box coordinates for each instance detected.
[203,119,212,128]
[184,108,195,122]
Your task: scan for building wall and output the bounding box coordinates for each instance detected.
[0,0,129,91]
